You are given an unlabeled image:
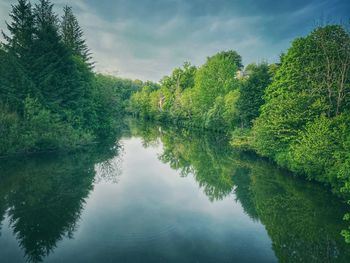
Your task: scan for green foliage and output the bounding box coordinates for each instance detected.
[236,63,271,128]
[87,74,142,137]
[0,103,22,154]
[192,51,241,116]
[128,120,350,258]
[204,96,227,131]
[288,115,340,181]
[23,97,94,151]
[160,62,197,92]
[0,47,35,112]
[1,0,35,64]
[128,25,350,244]
[61,5,92,66]
[129,51,242,130]
[251,25,350,200]
[230,128,254,150]
[129,85,157,119]
[0,0,144,156]
[0,97,95,156]
[0,138,121,262]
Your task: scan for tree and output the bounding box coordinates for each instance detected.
[160,62,197,92]
[252,25,350,163]
[192,50,242,119]
[237,63,271,128]
[61,6,92,67]
[0,0,35,111]
[31,0,85,111]
[311,25,350,116]
[0,45,34,112]
[1,0,35,61]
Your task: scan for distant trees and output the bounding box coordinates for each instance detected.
[129,51,243,130]
[128,62,194,121]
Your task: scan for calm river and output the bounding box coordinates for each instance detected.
[0,119,349,263]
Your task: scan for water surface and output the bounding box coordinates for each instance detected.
[0,120,349,262]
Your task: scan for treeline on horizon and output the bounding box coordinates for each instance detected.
[128,23,350,239]
[0,0,157,156]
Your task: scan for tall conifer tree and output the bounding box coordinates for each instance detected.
[1,0,34,60]
[31,0,83,111]
[61,6,92,67]
[0,0,35,111]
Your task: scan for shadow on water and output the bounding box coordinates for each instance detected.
[127,118,350,263]
[0,118,349,262]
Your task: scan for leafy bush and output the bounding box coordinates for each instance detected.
[23,97,94,151]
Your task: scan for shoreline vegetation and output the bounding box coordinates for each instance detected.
[0,0,158,157]
[127,25,350,240]
[1,0,350,242]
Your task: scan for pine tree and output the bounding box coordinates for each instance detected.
[31,0,84,111]
[1,0,35,60]
[0,0,35,111]
[0,45,34,111]
[61,6,93,67]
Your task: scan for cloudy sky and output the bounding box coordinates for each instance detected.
[0,0,349,81]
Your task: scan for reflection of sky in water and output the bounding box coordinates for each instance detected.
[2,129,350,263]
[0,137,276,263]
[48,138,276,263]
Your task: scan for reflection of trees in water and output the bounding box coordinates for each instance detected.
[127,119,161,148]
[244,163,350,263]
[0,139,122,263]
[94,148,124,184]
[130,119,350,263]
[129,120,236,201]
[0,194,6,237]
[231,164,260,221]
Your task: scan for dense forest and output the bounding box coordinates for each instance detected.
[0,0,156,156]
[128,24,350,240]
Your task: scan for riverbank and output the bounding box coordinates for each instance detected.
[127,25,350,240]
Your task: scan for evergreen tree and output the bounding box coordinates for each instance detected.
[31,0,84,111]
[1,0,35,60]
[0,46,34,112]
[61,6,92,67]
[0,0,35,111]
